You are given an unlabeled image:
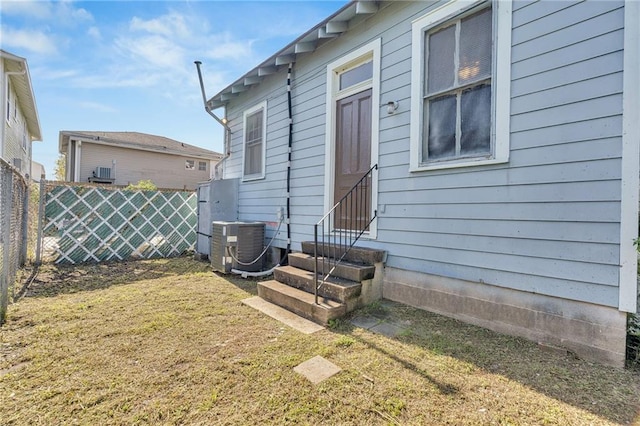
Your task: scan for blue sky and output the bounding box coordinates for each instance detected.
[0,0,347,178]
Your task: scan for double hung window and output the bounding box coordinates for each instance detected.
[243,101,267,180]
[424,8,492,161]
[410,1,511,171]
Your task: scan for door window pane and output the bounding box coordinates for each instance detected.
[339,60,373,90]
[426,94,456,160]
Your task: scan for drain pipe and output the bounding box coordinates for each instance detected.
[283,62,294,262]
[194,61,231,179]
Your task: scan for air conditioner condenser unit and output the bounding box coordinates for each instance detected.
[210,221,265,273]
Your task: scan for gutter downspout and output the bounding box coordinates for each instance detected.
[284,62,294,260]
[194,61,231,180]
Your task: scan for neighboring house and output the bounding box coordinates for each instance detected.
[0,50,42,178]
[205,0,639,366]
[58,131,222,190]
[30,160,45,181]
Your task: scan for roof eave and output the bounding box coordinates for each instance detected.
[1,50,42,141]
[206,0,380,110]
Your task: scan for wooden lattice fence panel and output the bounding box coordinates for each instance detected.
[40,183,196,264]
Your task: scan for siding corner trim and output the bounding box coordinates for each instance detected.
[619,0,640,313]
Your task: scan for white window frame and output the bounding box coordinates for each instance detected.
[409,0,512,172]
[5,81,11,124]
[242,100,267,181]
[22,122,28,152]
[198,161,207,171]
[324,38,381,239]
[185,159,195,170]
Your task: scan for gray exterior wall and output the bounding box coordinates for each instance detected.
[1,70,33,177]
[223,1,626,309]
[76,142,212,190]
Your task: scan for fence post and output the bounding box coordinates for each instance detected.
[20,179,29,268]
[35,179,46,266]
[0,167,12,325]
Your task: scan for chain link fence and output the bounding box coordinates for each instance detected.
[0,158,31,325]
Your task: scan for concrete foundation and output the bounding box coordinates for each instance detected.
[383,267,628,367]
[360,261,384,307]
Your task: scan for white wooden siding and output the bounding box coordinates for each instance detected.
[223,0,626,307]
[2,82,31,176]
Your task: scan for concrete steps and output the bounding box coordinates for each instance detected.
[301,241,385,265]
[288,252,375,283]
[257,280,346,325]
[257,242,385,325]
[274,264,361,303]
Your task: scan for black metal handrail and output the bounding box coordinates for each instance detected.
[313,164,377,305]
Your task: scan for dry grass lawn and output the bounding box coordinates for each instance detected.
[1,257,639,425]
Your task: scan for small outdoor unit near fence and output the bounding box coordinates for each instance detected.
[95,166,112,179]
[210,221,265,273]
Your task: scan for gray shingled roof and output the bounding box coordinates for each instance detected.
[59,131,222,160]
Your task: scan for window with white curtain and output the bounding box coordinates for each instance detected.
[410,1,512,171]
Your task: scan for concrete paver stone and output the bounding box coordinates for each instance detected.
[350,315,381,329]
[241,296,324,334]
[294,355,342,384]
[370,321,406,338]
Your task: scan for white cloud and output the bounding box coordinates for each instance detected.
[0,27,58,55]
[70,71,163,90]
[129,12,191,39]
[205,33,255,61]
[0,0,54,19]
[34,68,79,81]
[115,34,187,72]
[0,0,92,24]
[56,1,93,23]
[87,26,101,40]
[77,101,118,113]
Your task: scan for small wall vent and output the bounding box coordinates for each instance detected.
[210,221,265,273]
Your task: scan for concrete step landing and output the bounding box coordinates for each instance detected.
[288,252,375,282]
[257,279,346,325]
[273,264,361,304]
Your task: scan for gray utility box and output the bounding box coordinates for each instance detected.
[210,221,265,273]
[196,178,240,257]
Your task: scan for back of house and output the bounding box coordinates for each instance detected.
[205,0,639,367]
[59,131,222,190]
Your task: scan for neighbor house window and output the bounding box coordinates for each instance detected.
[409,0,511,171]
[198,161,207,171]
[185,159,195,170]
[242,100,267,180]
